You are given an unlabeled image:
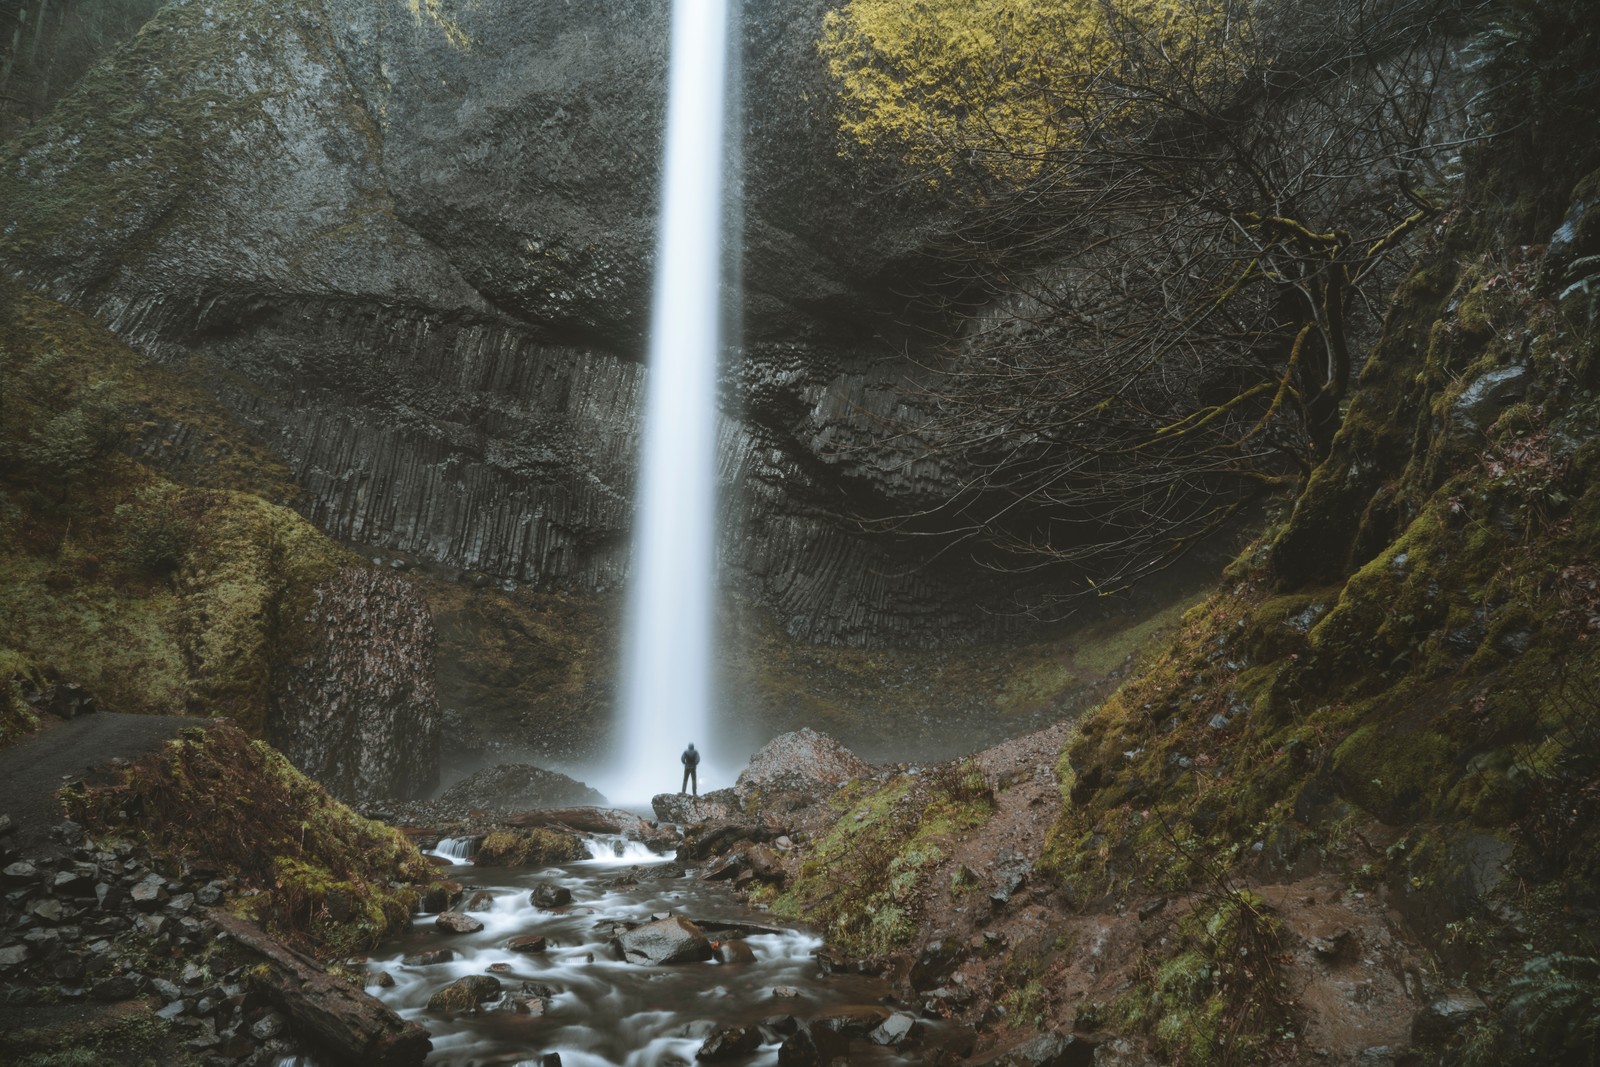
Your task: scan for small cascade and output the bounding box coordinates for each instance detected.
[429,836,479,863]
[368,854,927,1065]
[580,834,673,865]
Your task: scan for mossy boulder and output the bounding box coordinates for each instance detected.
[67,725,432,955]
[427,974,502,1013]
[474,829,588,867]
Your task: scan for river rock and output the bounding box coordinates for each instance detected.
[615,917,713,966]
[427,974,502,1012]
[777,1023,849,1066]
[402,948,454,966]
[530,883,573,908]
[420,882,464,912]
[507,934,548,953]
[869,1012,918,1046]
[435,911,484,934]
[816,1006,890,1037]
[713,940,757,964]
[464,891,495,912]
[697,1024,763,1060]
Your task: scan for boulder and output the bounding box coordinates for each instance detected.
[735,730,869,812]
[869,1012,918,1046]
[426,974,502,1012]
[678,821,773,862]
[402,949,454,967]
[713,940,757,965]
[614,917,714,966]
[419,881,464,913]
[697,1024,763,1060]
[777,1023,849,1066]
[506,935,547,953]
[529,884,573,909]
[434,912,484,934]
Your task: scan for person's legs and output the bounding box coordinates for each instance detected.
[681,766,689,794]
[691,766,698,797]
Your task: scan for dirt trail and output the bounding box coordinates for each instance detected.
[0,713,191,846]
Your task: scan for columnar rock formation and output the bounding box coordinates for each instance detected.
[0,0,1035,645]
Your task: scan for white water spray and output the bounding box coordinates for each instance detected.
[603,0,730,806]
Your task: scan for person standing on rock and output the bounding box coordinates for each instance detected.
[680,743,700,797]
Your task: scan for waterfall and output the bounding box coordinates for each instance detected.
[604,0,731,806]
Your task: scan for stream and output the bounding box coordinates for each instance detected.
[362,836,934,1066]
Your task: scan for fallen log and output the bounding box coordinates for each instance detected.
[208,910,431,1066]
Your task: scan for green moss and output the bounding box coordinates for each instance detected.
[475,828,588,867]
[0,1006,198,1066]
[1331,719,1459,821]
[0,285,349,724]
[1109,891,1289,1067]
[67,725,430,955]
[773,763,994,959]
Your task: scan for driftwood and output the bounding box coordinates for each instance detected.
[208,910,431,1066]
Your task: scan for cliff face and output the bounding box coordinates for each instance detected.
[0,0,1024,645]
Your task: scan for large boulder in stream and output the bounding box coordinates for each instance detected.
[614,916,714,965]
[426,974,502,1012]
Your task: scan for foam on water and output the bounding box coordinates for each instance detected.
[366,855,922,1066]
[430,836,477,862]
[581,835,672,865]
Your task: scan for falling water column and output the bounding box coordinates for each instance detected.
[611,0,730,805]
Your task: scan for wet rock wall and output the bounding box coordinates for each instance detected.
[0,0,1029,645]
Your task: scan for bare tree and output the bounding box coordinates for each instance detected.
[831,0,1476,603]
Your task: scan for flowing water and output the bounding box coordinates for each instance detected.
[605,0,732,806]
[367,842,930,1066]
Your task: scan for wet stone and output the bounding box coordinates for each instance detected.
[615,917,712,966]
[713,940,756,965]
[697,1024,762,1060]
[402,948,455,967]
[870,1012,918,1046]
[777,1023,848,1066]
[435,911,485,934]
[530,884,573,908]
[371,971,396,989]
[507,934,547,953]
[250,1010,287,1040]
[428,974,503,1012]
